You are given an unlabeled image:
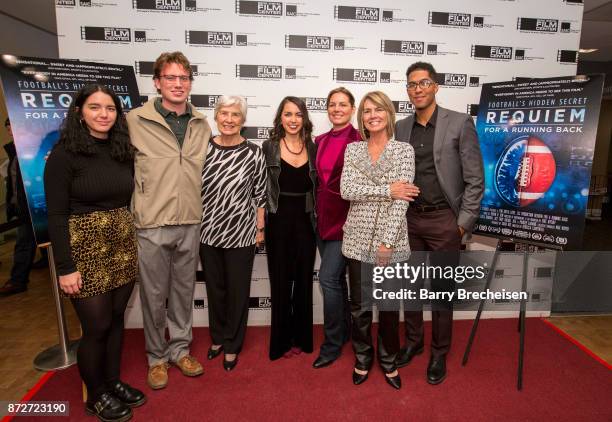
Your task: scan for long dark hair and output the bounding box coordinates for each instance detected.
[57,84,134,161]
[268,96,313,144]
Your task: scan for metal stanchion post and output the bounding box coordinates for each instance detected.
[33,244,79,371]
[517,249,529,391]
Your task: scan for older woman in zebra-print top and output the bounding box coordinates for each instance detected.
[199,95,266,372]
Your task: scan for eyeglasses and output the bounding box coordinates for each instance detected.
[406,79,435,90]
[158,75,191,83]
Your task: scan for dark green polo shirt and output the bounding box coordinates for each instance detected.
[154,98,193,148]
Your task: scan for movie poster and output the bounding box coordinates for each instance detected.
[0,55,140,244]
[475,75,604,250]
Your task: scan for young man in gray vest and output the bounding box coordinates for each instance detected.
[127,51,211,389]
[395,61,484,385]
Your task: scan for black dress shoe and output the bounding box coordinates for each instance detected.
[207,345,223,360]
[427,356,447,385]
[396,344,424,368]
[384,372,402,390]
[223,355,238,371]
[85,392,132,422]
[312,356,335,369]
[110,381,146,408]
[352,369,369,385]
[0,282,27,297]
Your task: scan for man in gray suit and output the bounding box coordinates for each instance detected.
[394,61,484,384]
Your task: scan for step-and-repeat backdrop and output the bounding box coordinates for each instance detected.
[55,0,583,326]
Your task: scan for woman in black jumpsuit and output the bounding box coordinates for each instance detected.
[263,96,317,360]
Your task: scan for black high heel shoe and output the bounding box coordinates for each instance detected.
[384,371,401,390]
[207,345,223,360]
[352,369,369,385]
[223,355,238,371]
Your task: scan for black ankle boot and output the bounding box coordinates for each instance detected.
[85,392,132,422]
[110,381,147,407]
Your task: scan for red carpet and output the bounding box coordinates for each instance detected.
[11,319,612,421]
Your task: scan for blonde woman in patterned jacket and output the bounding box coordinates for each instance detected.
[340,91,415,390]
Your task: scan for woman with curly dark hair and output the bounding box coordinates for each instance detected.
[263,96,317,360]
[44,84,144,422]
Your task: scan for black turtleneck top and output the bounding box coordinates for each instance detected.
[44,136,134,275]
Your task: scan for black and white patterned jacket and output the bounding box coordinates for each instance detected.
[340,139,415,264]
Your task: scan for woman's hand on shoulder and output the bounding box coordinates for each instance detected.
[58,271,83,295]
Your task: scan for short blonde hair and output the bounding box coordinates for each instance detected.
[214,95,247,124]
[357,91,396,140]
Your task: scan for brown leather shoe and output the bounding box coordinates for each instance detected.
[174,355,204,377]
[147,363,169,390]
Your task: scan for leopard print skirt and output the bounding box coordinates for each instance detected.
[66,207,138,299]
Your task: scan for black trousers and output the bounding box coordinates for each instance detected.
[404,207,460,358]
[9,220,37,286]
[266,210,316,360]
[71,281,135,402]
[200,244,255,354]
[347,259,399,373]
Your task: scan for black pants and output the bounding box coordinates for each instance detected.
[266,210,316,360]
[404,207,460,358]
[347,259,399,373]
[71,281,135,402]
[200,244,255,354]
[9,221,37,286]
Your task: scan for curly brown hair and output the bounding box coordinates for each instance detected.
[153,52,193,93]
[56,84,134,162]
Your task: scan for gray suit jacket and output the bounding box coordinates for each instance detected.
[395,106,484,232]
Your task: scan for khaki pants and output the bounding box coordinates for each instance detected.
[137,224,199,366]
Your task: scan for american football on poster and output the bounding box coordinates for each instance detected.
[474,75,604,250]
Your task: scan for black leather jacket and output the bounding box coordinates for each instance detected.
[262,138,317,217]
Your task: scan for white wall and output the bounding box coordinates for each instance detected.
[55,0,578,326]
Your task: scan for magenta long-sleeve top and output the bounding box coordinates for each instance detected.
[315,124,361,240]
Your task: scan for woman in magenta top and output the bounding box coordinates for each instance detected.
[312,87,361,369]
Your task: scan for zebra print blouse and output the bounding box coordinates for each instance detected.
[200,138,266,248]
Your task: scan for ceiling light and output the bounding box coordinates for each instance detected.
[578,48,598,53]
